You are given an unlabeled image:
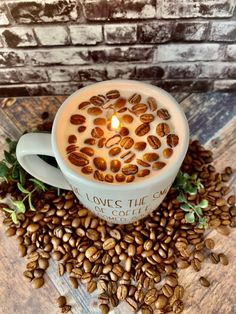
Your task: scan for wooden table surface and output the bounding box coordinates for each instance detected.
[0,92,235,314]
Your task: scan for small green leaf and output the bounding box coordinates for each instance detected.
[3,207,14,213]
[177,192,187,203]
[183,173,190,179]
[19,168,26,185]
[185,184,197,195]
[12,200,26,213]
[199,199,208,208]
[28,194,36,211]
[8,140,17,154]
[185,212,195,223]
[191,174,198,180]
[198,217,208,229]
[0,161,9,177]
[29,178,46,191]
[11,211,18,224]
[17,182,29,194]
[180,203,190,211]
[195,207,203,215]
[4,150,16,164]
[12,164,19,180]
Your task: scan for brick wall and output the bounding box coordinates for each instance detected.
[0,0,235,97]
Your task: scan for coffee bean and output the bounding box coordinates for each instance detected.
[84,138,96,145]
[94,170,104,181]
[99,304,110,314]
[155,294,168,309]
[152,161,166,170]
[131,103,147,115]
[68,152,89,167]
[69,276,78,288]
[109,146,121,156]
[143,153,159,162]
[216,225,230,236]
[56,296,67,308]
[78,125,86,133]
[78,101,90,109]
[147,135,161,149]
[105,135,121,148]
[105,174,114,183]
[191,258,201,272]
[52,251,62,261]
[93,117,106,125]
[230,206,236,216]
[157,108,170,120]
[173,299,184,313]
[136,159,150,167]
[93,157,107,171]
[31,277,44,289]
[80,147,94,157]
[119,127,129,136]
[23,270,33,282]
[166,275,178,287]
[167,134,179,147]
[110,160,121,173]
[122,164,138,175]
[147,97,157,111]
[81,165,93,174]
[144,288,158,305]
[70,114,86,125]
[122,114,133,123]
[68,134,77,144]
[90,95,105,106]
[38,258,49,270]
[66,144,78,154]
[91,127,104,138]
[163,148,173,158]
[85,246,98,259]
[34,269,44,278]
[128,93,141,104]
[140,305,153,314]
[174,285,184,299]
[140,114,155,123]
[103,238,116,250]
[114,97,126,110]
[120,137,134,149]
[126,297,138,311]
[106,89,120,99]
[18,244,27,257]
[134,290,144,303]
[134,142,147,151]
[87,107,103,116]
[162,284,174,298]
[135,124,150,136]
[27,223,40,233]
[5,226,16,237]
[137,169,150,177]
[126,175,135,183]
[219,253,229,265]
[98,137,106,148]
[199,276,210,287]
[117,285,128,300]
[156,122,170,137]
[210,252,220,264]
[120,151,135,163]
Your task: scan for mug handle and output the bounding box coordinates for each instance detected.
[16,133,71,190]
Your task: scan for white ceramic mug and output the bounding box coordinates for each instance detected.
[16,80,189,224]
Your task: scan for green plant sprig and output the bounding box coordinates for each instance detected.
[173,171,208,228]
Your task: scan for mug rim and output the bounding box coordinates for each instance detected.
[52,79,189,191]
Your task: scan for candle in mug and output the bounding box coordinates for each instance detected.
[64,89,179,184]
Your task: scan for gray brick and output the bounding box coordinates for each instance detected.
[0,69,20,84]
[162,0,235,18]
[148,80,212,92]
[104,24,137,44]
[226,45,236,60]
[209,22,236,42]
[90,46,154,62]
[138,22,172,43]
[7,0,79,24]
[18,68,48,83]
[83,0,156,20]
[174,22,209,41]
[199,62,236,78]
[0,85,30,97]
[69,25,102,45]
[106,65,136,79]
[0,4,10,25]
[213,80,236,91]
[155,44,220,62]
[166,63,199,78]
[34,26,69,46]
[0,50,26,67]
[135,65,165,79]
[0,27,37,48]
[28,48,90,66]
[27,82,85,96]
[47,65,106,82]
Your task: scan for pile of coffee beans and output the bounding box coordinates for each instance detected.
[0,140,235,314]
[65,90,180,183]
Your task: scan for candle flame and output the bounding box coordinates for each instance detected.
[111,114,120,130]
